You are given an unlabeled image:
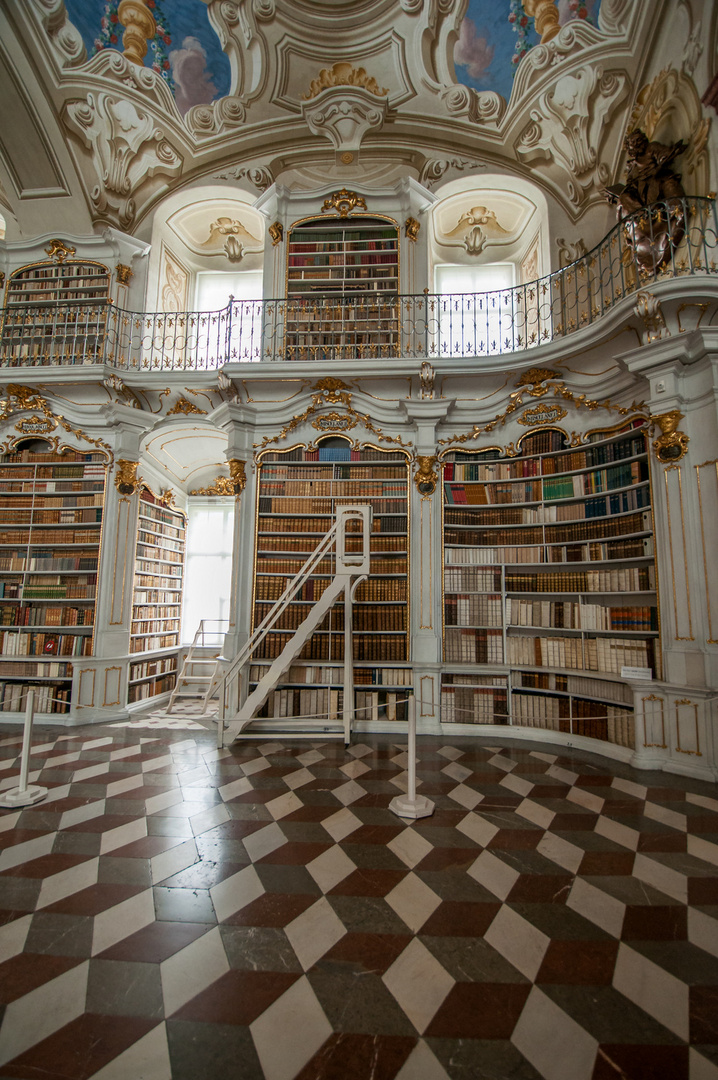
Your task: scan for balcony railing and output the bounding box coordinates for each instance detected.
[1,197,716,372]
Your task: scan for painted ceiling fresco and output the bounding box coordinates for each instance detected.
[64,0,601,113]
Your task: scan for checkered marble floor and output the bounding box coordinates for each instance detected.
[1,707,718,1080]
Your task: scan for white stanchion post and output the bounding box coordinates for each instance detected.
[0,689,48,808]
[389,693,434,819]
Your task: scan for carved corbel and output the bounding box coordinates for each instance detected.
[115,459,142,495]
[634,291,669,344]
[414,455,438,497]
[64,91,182,228]
[651,411,689,463]
[516,65,627,204]
[228,459,247,495]
[301,87,389,156]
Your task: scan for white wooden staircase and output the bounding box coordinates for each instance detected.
[166,619,228,714]
[218,505,371,747]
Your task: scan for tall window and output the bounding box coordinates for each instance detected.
[181,501,235,643]
[434,263,516,356]
[195,270,264,362]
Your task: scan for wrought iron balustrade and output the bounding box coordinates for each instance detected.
[0,197,715,372]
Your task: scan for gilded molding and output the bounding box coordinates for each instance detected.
[228,459,247,494]
[414,455,438,497]
[115,263,133,285]
[438,370,646,445]
[0,385,113,460]
[44,239,76,263]
[321,189,368,217]
[518,403,568,426]
[303,63,389,100]
[651,410,689,463]
[269,222,283,246]
[115,459,142,496]
[191,475,236,496]
[419,362,435,400]
[405,217,420,242]
[166,397,207,416]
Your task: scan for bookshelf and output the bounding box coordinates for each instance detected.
[441,420,657,748]
[0,445,107,714]
[0,257,110,366]
[252,439,411,722]
[128,488,186,704]
[285,217,399,361]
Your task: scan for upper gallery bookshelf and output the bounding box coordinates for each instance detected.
[128,488,186,704]
[441,420,657,748]
[0,444,107,714]
[0,255,110,366]
[285,216,399,361]
[252,438,410,722]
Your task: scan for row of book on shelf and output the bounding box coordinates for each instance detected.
[0,556,97,571]
[0,605,93,626]
[445,491,650,525]
[0,631,91,656]
[128,674,177,702]
[439,687,508,724]
[0,529,100,544]
[129,655,178,681]
[503,567,654,592]
[0,509,103,524]
[442,438,646,481]
[248,663,413,687]
[505,600,657,631]
[506,634,652,673]
[0,682,71,713]
[1,579,97,599]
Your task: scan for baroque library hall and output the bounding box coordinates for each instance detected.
[1,2,718,1079]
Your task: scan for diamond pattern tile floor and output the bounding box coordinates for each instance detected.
[1,706,718,1079]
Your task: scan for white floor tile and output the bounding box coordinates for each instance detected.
[633,853,688,904]
[189,802,230,835]
[516,798,555,830]
[332,779,367,805]
[485,905,549,980]
[385,872,441,933]
[88,1021,171,1080]
[388,826,434,869]
[340,759,371,779]
[150,839,199,885]
[537,832,584,874]
[382,938,454,1034]
[447,783,484,810]
[611,777,648,800]
[100,817,148,855]
[285,897,346,971]
[92,887,156,955]
[394,1039,451,1080]
[321,807,362,842]
[58,798,106,831]
[105,774,145,799]
[0,959,89,1066]
[457,811,499,848]
[241,757,270,776]
[690,1047,718,1080]
[217,776,253,802]
[36,857,99,909]
[500,772,534,797]
[594,815,640,851]
[210,864,265,924]
[306,845,356,893]
[250,975,332,1080]
[0,830,55,872]
[567,786,604,813]
[643,801,687,832]
[144,789,184,815]
[265,791,304,820]
[613,942,689,1040]
[512,985,598,1080]
[688,907,718,959]
[441,761,472,783]
[0,913,32,964]
[468,850,520,901]
[547,764,579,786]
[243,822,287,863]
[688,834,718,869]
[160,926,228,1017]
[566,877,625,938]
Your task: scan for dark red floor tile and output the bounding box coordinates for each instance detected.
[171,969,298,1024]
[108,835,185,858]
[281,804,337,822]
[98,920,212,962]
[42,882,145,917]
[537,940,618,985]
[328,868,406,897]
[322,932,411,974]
[593,1044,689,1080]
[2,1014,158,1080]
[295,1033,416,1080]
[690,986,718,1044]
[622,905,687,941]
[685,814,718,834]
[508,869,574,902]
[551,813,600,831]
[257,841,333,865]
[0,953,83,1005]
[415,847,479,872]
[426,982,531,1039]
[419,900,501,937]
[487,829,541,851]
[64,815,136,834]
[0,852,91,879]
[234,788,292,804]
[349,825,405,845]
[687,878,718,905]
[222,891,317,927]
[579,851,636,876]
[637,833,687,853]
[0,827,56,849]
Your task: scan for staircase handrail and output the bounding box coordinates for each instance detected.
[219,520,340,697]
